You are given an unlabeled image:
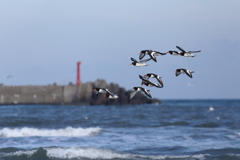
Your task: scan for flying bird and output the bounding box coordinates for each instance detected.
[174,68,194,78]
[104,90,119,99]
[139,50,166,62]
[129,87,152,100]
[166,50,180,56]
[93,88,119,99]
[130,57,151,67]
[7,75,13,79]
[92,88,108,95]
[176,46,201,57]
[139,75,162,88]
[143,73,164,87]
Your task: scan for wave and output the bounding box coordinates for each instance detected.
[0,147,209,160]
[194,122,219,128]
[164,121,190,126]
[0,127,102,137]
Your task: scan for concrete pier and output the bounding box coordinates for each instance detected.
[0,85,77,105]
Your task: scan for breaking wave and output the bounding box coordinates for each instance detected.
[0,147,209,160]
[0,127,102,137]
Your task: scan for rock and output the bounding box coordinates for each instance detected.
[75,79,161,105]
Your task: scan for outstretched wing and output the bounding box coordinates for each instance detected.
[147,79,161,88]
[149,52,157,62]
[106,89,113,96]
[184,70,193,78]
[188,50,201,53]
[156,76,164,87]
[154,51,167,56]
[176,46,186,53]
[139,52,146,60]
[129,90,138,100]
[131,57,137,62]
[139,58,151,63]
[139,75,148,81]
[140,88,152,98]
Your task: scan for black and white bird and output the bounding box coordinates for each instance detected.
[92,88,108,95]
[139,50,166,62]
[143,73,164,87]
[166,50,180,56]
[129,87,152,100]
[130,57,151,67]
[93,88,119,99]
[104,90,119,99]
[139,75,162,88]
[174,68,194,78]
[176,46,201,57]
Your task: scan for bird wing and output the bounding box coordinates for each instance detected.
[139,75,148,81]
[131,57,137,62]
[156,76,164,87]
[129,90,138,100]
[147,79,161,88]
[184,70,193,78]
[176,46,186,53]
[154,51,167,56]
[105,89,114,96]
[139,75,157,87]
[141,88,152,98]
[139,58,151,63]
[188,50,201,53]
[143,74,150,80]
[139,52,146,60]
[149,52,157,62]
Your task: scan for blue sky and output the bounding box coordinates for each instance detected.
[0,1,240,99]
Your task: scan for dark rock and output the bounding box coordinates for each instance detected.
[75,79,161,105]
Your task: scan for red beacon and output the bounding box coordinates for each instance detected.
[76,62,82,86]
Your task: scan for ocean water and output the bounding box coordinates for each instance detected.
[0,99,240,160]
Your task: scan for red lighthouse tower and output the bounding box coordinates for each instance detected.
[76,61,82,86]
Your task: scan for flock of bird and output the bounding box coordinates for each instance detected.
[93,46,201,100]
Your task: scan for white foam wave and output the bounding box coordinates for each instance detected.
[46,147,208,159]
[1,147,209,160]
[0,127,102,137]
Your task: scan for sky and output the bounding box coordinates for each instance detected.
[0,0,240,99]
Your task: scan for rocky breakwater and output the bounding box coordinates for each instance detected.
[75,79,161,105]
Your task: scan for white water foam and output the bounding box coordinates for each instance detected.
[0,127,102,137]
[1,147,208,160]
[46,147,208,159]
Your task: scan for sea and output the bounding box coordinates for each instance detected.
[0,99,240,160]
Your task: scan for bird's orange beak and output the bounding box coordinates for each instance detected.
[129,63,133,65]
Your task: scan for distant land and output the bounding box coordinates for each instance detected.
[0,79,161,105]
